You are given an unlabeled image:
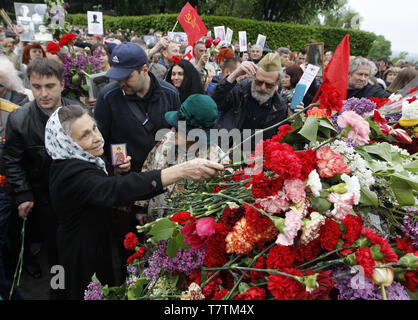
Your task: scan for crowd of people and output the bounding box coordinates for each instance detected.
[0,22,417,300]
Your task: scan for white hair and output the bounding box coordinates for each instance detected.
[0,55,25,93]
[349,56,375,75]
[251,45,263,51]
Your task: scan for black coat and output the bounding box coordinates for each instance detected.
[347,83,391,99]
[211,77,288,147]
[94,72,181,172]
[49,158,164,300]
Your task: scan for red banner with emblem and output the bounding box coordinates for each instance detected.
[177,2,208,47]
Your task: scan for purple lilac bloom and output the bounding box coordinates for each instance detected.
[332,265,410,300]
[142,241,206,281]
[126,276,136,286]
[401,215,418,249]
[84,281,103,300]
[342,97,377,116]
[127,265,138,275]
[89,49,103,73]
[385,113,402,122]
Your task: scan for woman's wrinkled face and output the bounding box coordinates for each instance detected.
[171,65,184,88]
[69,114,104,157]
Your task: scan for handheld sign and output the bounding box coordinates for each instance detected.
[290,83,307,110]
[214,26,225,41]
[298,64,320,95]
[239,31,247,52]
[255,34,266,49]
[87,11,103,35]
[225,28,233,45]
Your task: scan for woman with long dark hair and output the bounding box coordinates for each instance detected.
[165,58,204,103]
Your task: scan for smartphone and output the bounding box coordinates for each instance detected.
[290,83,307,110]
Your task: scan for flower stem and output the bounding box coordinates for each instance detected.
[381,284,387,300]
[9,217,26,300]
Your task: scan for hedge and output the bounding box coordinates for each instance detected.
[69,13,376,56]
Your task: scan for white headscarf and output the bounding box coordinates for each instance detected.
[45,107,108,174]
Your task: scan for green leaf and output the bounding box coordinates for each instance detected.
[310,197,332,213]
[127,278,149,300]
[176,231,190,250]
[166,237,180,259]
[147,218,176,243]
[319,117,338,132]
[359,187,379,207]
[405,160,418,173]
[367,118,383,136]
[298,115,319,143]
[389,177,415,206]
[355,143,392,162]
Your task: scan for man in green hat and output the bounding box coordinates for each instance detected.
[138,94,229,221]
[211,52,289,151]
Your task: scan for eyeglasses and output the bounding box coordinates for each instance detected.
[254,78,276,90]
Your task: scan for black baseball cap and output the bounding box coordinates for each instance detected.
[106,42,148,80]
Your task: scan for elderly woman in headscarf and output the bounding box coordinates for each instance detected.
[138,94,230,222]
[45,104,224,299]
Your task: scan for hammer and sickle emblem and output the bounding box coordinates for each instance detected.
[184,10,200,31]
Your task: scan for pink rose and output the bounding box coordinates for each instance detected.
[337,111,370,146]
[328,192,355,220]
[180,217,216,248]
[316,146,351,178]
[283,179,306,204]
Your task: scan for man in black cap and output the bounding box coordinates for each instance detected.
[94,42,180,253]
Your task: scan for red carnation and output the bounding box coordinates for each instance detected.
[318,79,343,116]
[319,218,342,251]
[123,232,138,250]
[342,214,363,245]
[403,271,418,293]
[126,246,146,263]
[369,97,390,109]
[304,270,334,300]
[266,244,295,269]
[233,287,266,300]
[272,124,294,143]
[211,288,229,300]
[46,41,61,55]
[222,206,245,228]
[407,87,418,95]
[361,227,398,263]
[244,203,275,235]
[204,224,228,268]
[263,142,302,180]
[212,184,228,193]
[245,256,267,283]
[295,148,318,180]
[170,55,181,64]
[355,246,375,278]
[294,238,321,266]
[180,217,216,249]
[170,211,196,225]
[396,236,415,254]
[250,171,284,199]
[59,33,76,47]
[267,268,305,300]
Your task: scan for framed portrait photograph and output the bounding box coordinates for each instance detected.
[306,42,324,77]
[110,143,127,166]
[84,71,109,99]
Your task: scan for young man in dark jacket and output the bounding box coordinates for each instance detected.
[2,58,83,299]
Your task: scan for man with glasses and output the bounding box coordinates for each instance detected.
[211,53,288,151]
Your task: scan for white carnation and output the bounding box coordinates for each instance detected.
[307,170,322,197]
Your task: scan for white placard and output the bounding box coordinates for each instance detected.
[238,31,247,52]
[225,28,233,45]
[87,11,103,35]
[167,32,188,46]
[297,64,321,95]
[214,26,225,41]
[255,34,266,49]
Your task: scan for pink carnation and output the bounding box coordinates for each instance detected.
[316,146,351,178]
[283,179,306,204]
[327,192,355,221]
[337,111,370,146]
[276,210,304,246]
[257,191,289,215]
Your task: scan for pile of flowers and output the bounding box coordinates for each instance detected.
[46,33,102,99]
[85,89,418,300]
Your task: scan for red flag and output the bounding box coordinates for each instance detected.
[177,2,208,46]
[312,34,350,113]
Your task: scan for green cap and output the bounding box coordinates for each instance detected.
[165,94,218,143]
[258,52,282,72]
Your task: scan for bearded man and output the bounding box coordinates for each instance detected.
[211,53,288,152]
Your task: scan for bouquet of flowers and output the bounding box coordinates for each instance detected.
[46,33,102,99]
[85,89,418,301]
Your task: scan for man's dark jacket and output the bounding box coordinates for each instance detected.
[347,83,391,99]
[211,77,289,143]
[94,72,181,172]
[2,97,83,205]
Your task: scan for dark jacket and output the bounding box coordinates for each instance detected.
[211,77,289,143]
[2,97,83,205]
[94,71,181,172]
[2,89,29,106]
[347,83,391,99]
[49,158,164,299]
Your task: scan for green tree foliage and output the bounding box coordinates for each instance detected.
[368,35,392,60]
[320,0,362,29]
